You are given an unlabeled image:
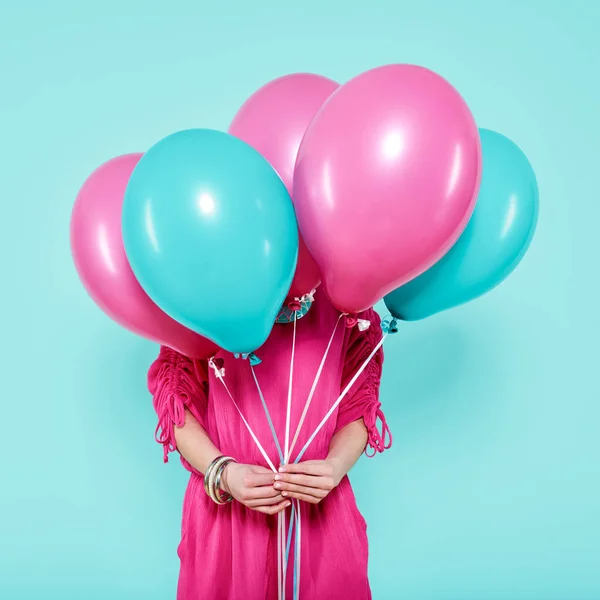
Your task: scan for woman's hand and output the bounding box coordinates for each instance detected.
[221,463,290,515]
[274,459,344,504]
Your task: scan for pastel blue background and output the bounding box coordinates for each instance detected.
[1,1,598,599]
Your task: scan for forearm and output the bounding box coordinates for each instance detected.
[174,409,222,474]
[173,409,287,514]
[326,419,369,484]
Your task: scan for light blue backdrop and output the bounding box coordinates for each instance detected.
[1,1,598,599]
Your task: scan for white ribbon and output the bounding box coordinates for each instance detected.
[292,330,388,464]
[295,288,316,304]
[294,499,302,599]
[213,366,226,378]
[208,359,277,474]
[278,511,284,600]
[357,318,371,332]
[284,312,298,464]
[288,313,344,460]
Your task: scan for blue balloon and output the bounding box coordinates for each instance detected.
[122,129,298,353]
[384,129,539,321]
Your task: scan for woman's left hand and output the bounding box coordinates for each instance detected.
[274,459,343,504]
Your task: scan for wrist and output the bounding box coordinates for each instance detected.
[203,455,235,505]
[326,456,345,486]
[220,461,235,494]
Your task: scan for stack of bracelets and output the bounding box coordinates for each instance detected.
[204,455,237,504]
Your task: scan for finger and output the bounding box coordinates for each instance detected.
[251,465,277,475]
[245,472,276,487]
[276,482,327,499]
[244,485,281,500]
[246,494,284,507]
[253,500,291,515]
[279,462,331,476]
[276,473,334,490]
[280,491,321,504]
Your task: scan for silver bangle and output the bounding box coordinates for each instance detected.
[207,456,231,503]
[203,456,222,499]
[204,456,236,504]
[214,459,235,504]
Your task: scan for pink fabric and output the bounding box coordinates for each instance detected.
[148,297,391,600]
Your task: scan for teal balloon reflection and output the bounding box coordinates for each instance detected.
[123,129,298,354]
[385,129,538,321]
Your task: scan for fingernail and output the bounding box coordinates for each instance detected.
[285,502,291,507]
[274,475,282,481]
[279,467,286,473]
[282,492,288,497]
[274,483,282,489]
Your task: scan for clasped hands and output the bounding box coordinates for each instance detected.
[221,459,343,515]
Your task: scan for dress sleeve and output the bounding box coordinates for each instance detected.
[336,309,392,456]
[147,346,209,469]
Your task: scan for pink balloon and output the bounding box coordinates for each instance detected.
[293,64,482,314]
[229,73,339,299]
[70,154,217,359]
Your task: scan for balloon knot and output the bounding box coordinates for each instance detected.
[345,315,359,328]
[209,357,226,378]
[233,352,262,366]
[249,352,262,366]
[381,317,398,334]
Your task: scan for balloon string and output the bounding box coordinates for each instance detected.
[284,312,298,464]
[209,357,291,598]
[208,359,277,473]
[286,313,343,598]
[293,499,302,600]
[282,506,288,598]
[250,365,284,464]
[286,502,296,561]
[293,332,388,464]
[278,512,283,600]
[288,314,344,459]
[280,310,298,598]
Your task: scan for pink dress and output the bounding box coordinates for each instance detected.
[148,297,391,600]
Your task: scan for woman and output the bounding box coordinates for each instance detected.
[148,293,391,600]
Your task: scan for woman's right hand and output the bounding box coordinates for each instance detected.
[221,463,290,515]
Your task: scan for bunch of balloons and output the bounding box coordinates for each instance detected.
[71,65,538,357]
